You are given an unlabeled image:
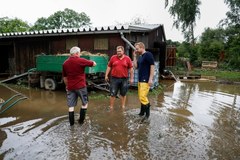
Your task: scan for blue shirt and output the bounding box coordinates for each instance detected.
[137,51,155,82]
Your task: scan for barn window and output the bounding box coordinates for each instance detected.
[66,38,78,50]
[94,38,108,50]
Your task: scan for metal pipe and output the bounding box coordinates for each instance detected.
[120,32,136,50]
[0,94,21,109]
[0,97,27,114]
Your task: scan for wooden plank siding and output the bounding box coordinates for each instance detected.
[14,40,49,74]
[5,34,127,74]
[166,46,176,67]
[51,38,66,54]
[0,25,167,75]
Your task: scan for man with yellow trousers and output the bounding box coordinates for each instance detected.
[133,42,155,119]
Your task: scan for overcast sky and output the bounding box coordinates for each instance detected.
[0,0,229,41]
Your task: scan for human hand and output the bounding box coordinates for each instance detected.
[92,61,97,66]
[105,76,109,82]
[132,50,137,58]
[130,78,134,85]
[148,79,153,86]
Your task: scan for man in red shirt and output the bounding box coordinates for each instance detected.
[105,46,134,109]
[62,46,96,126]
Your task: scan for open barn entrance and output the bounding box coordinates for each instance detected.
[0,44,13,77]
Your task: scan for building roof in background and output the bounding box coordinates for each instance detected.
[0,24,164,39]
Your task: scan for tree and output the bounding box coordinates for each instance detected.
[166,39,181,47]
[219,0,240,70]
[177,41,191,58]
[115,16,147,25]
[129,16,147,25]
[223,26,240,70]
[165,0,201,45]
[30,17,49,31]
[198,28,225,61]
[220,0,240,27]
[31,8,91,30]
[0,17,30,33]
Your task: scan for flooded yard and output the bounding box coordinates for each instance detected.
[0,81,240,159]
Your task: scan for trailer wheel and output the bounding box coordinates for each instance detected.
[44,78,57,90]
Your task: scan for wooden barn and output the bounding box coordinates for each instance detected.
[0,24,167,76]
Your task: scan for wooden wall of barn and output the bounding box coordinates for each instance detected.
[0,26,166,75]
[0,33,126,74]
[49,34,124,56]
[125,28,166,74]
[14,39,49,74]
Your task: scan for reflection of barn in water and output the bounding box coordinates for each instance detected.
[0,24,167,76]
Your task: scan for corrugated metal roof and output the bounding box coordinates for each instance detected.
[0,24,163,38]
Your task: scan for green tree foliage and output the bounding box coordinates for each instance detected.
[166,39,181,47]
[0,17,30,33]
[220,0,240,70]
[177,42,191,58]
[165,0,201,44]
[198,28,225,60]
[31,8,91,30]
[165,0,239,70]
[189,44,199,65]
[176,42,200,66]
[30,17,49,31]
[224,26,240,70]
[221,0,240,27]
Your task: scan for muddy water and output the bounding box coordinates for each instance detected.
[0,81,240,160]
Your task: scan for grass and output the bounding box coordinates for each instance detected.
[192,69,240,82]
[171,67,240,82]
[88,91,109,99]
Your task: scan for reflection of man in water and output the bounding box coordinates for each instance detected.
[62,46,96,126]
[133,42,155,119]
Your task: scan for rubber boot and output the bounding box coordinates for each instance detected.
[145,103,150,119]
[69,111,74,126]
[79,108,87,125]
[138,104,145,116]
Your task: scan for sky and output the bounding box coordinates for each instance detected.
[0,0,229,41]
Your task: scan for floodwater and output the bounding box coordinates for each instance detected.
[0,81,240,160]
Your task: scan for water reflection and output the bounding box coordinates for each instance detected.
[160,81,240,159]
[0,82,240,159]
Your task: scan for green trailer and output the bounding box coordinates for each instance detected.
[36,55,108,73]
[29,54,109,90]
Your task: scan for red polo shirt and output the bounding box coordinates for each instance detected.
[62,56,94,90]
[108,55,133,78]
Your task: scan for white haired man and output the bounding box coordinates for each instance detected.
[62,46,96,126]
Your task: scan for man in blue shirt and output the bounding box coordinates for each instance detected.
[133,42,155,119]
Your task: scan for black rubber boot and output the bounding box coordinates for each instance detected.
[138,104,145,116]
[69,112,74,126]
[79,108,87,125]
[145,103,150,119]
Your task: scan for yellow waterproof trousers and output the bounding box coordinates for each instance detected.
[138,82,150,105]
